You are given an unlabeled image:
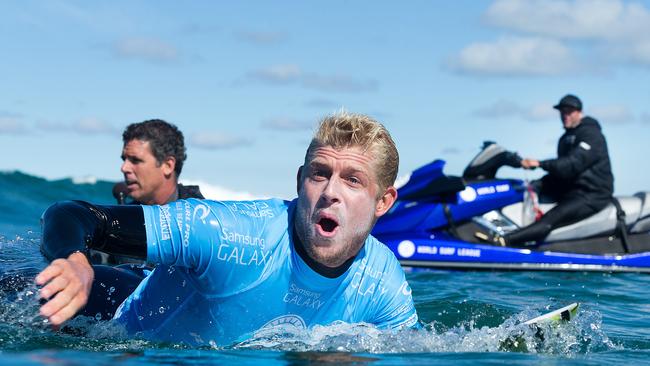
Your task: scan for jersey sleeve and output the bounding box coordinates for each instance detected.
[142,198,286,296]
[368,245,419,329]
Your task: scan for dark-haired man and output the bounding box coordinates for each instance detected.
[502,94,614,246]
[93,120,205,288]
[115,119,203,205]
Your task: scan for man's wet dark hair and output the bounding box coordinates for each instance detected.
[122,119,187,177]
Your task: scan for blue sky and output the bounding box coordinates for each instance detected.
[1,0,649,199]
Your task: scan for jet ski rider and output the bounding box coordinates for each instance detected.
[499,94,614,246]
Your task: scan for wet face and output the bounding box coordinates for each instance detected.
[120,139,173,204]
[294,145,397,268]
[559,108,582,129]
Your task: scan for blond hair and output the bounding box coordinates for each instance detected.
[305,111,399,191]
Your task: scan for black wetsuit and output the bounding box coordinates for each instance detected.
[94,183,205,263]
[113,183,204,204]
[505,116,614,245]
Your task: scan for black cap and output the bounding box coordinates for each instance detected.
[553,94,582,111]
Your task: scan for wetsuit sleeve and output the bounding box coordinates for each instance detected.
[40,200,146,261]
[539,126,606,180]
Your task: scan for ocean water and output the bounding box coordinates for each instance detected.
[0,171,649,365]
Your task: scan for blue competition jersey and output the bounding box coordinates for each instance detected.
[114,198,418,346]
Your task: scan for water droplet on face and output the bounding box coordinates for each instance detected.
[181,280,186,287]
[138,316,144,321]
[95,313,102,321]
[108,286,115,294]
[159,307,165,314]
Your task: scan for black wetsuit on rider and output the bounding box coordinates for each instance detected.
[504,115,614,246]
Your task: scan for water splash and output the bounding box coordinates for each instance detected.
[233,307,617,355]
[0,277,156,352]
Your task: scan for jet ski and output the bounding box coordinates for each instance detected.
[373,142,650,273]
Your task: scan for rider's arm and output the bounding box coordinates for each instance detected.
[40,200,147,261]
[539,127,606,180]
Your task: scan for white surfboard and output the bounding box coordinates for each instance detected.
[523,303,579,326]
[500,303,580,352]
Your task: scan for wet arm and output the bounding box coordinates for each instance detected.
[37,200,147,326]
[40,200,147,261]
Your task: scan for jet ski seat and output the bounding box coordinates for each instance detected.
[631,192,650,233]
[501,194,647,242]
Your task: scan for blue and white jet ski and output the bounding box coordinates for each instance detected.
[373,142,650,273]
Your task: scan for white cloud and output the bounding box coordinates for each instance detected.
[473,100,556,121]
[590,104,633,123]
[303,98,340,108]
[261,117,314,131]
[473,99,523,118]
[301,73,379,93]
[481,0,650,68]
[75,117,116,134]
[249,64,302,84]
[36,117,116,135]
[249,64,378,92]
[526,103,557,121]
[114,37,179,63]
[450,36,578,76]
[484,0,650,42]
[0,117,28,135]
[190,132,253,150]
[35,120,67,131]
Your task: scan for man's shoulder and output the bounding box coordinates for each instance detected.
[194,197,293,221]
[364,235,395,254]
[177,184,204,199]
[578,116,602,131]
[361,235,403,273]
[576,116,606,141]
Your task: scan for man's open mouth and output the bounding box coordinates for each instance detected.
[316,216,339,236]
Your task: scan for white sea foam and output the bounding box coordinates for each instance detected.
[72,175,98,185]
[232,309,617,355]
